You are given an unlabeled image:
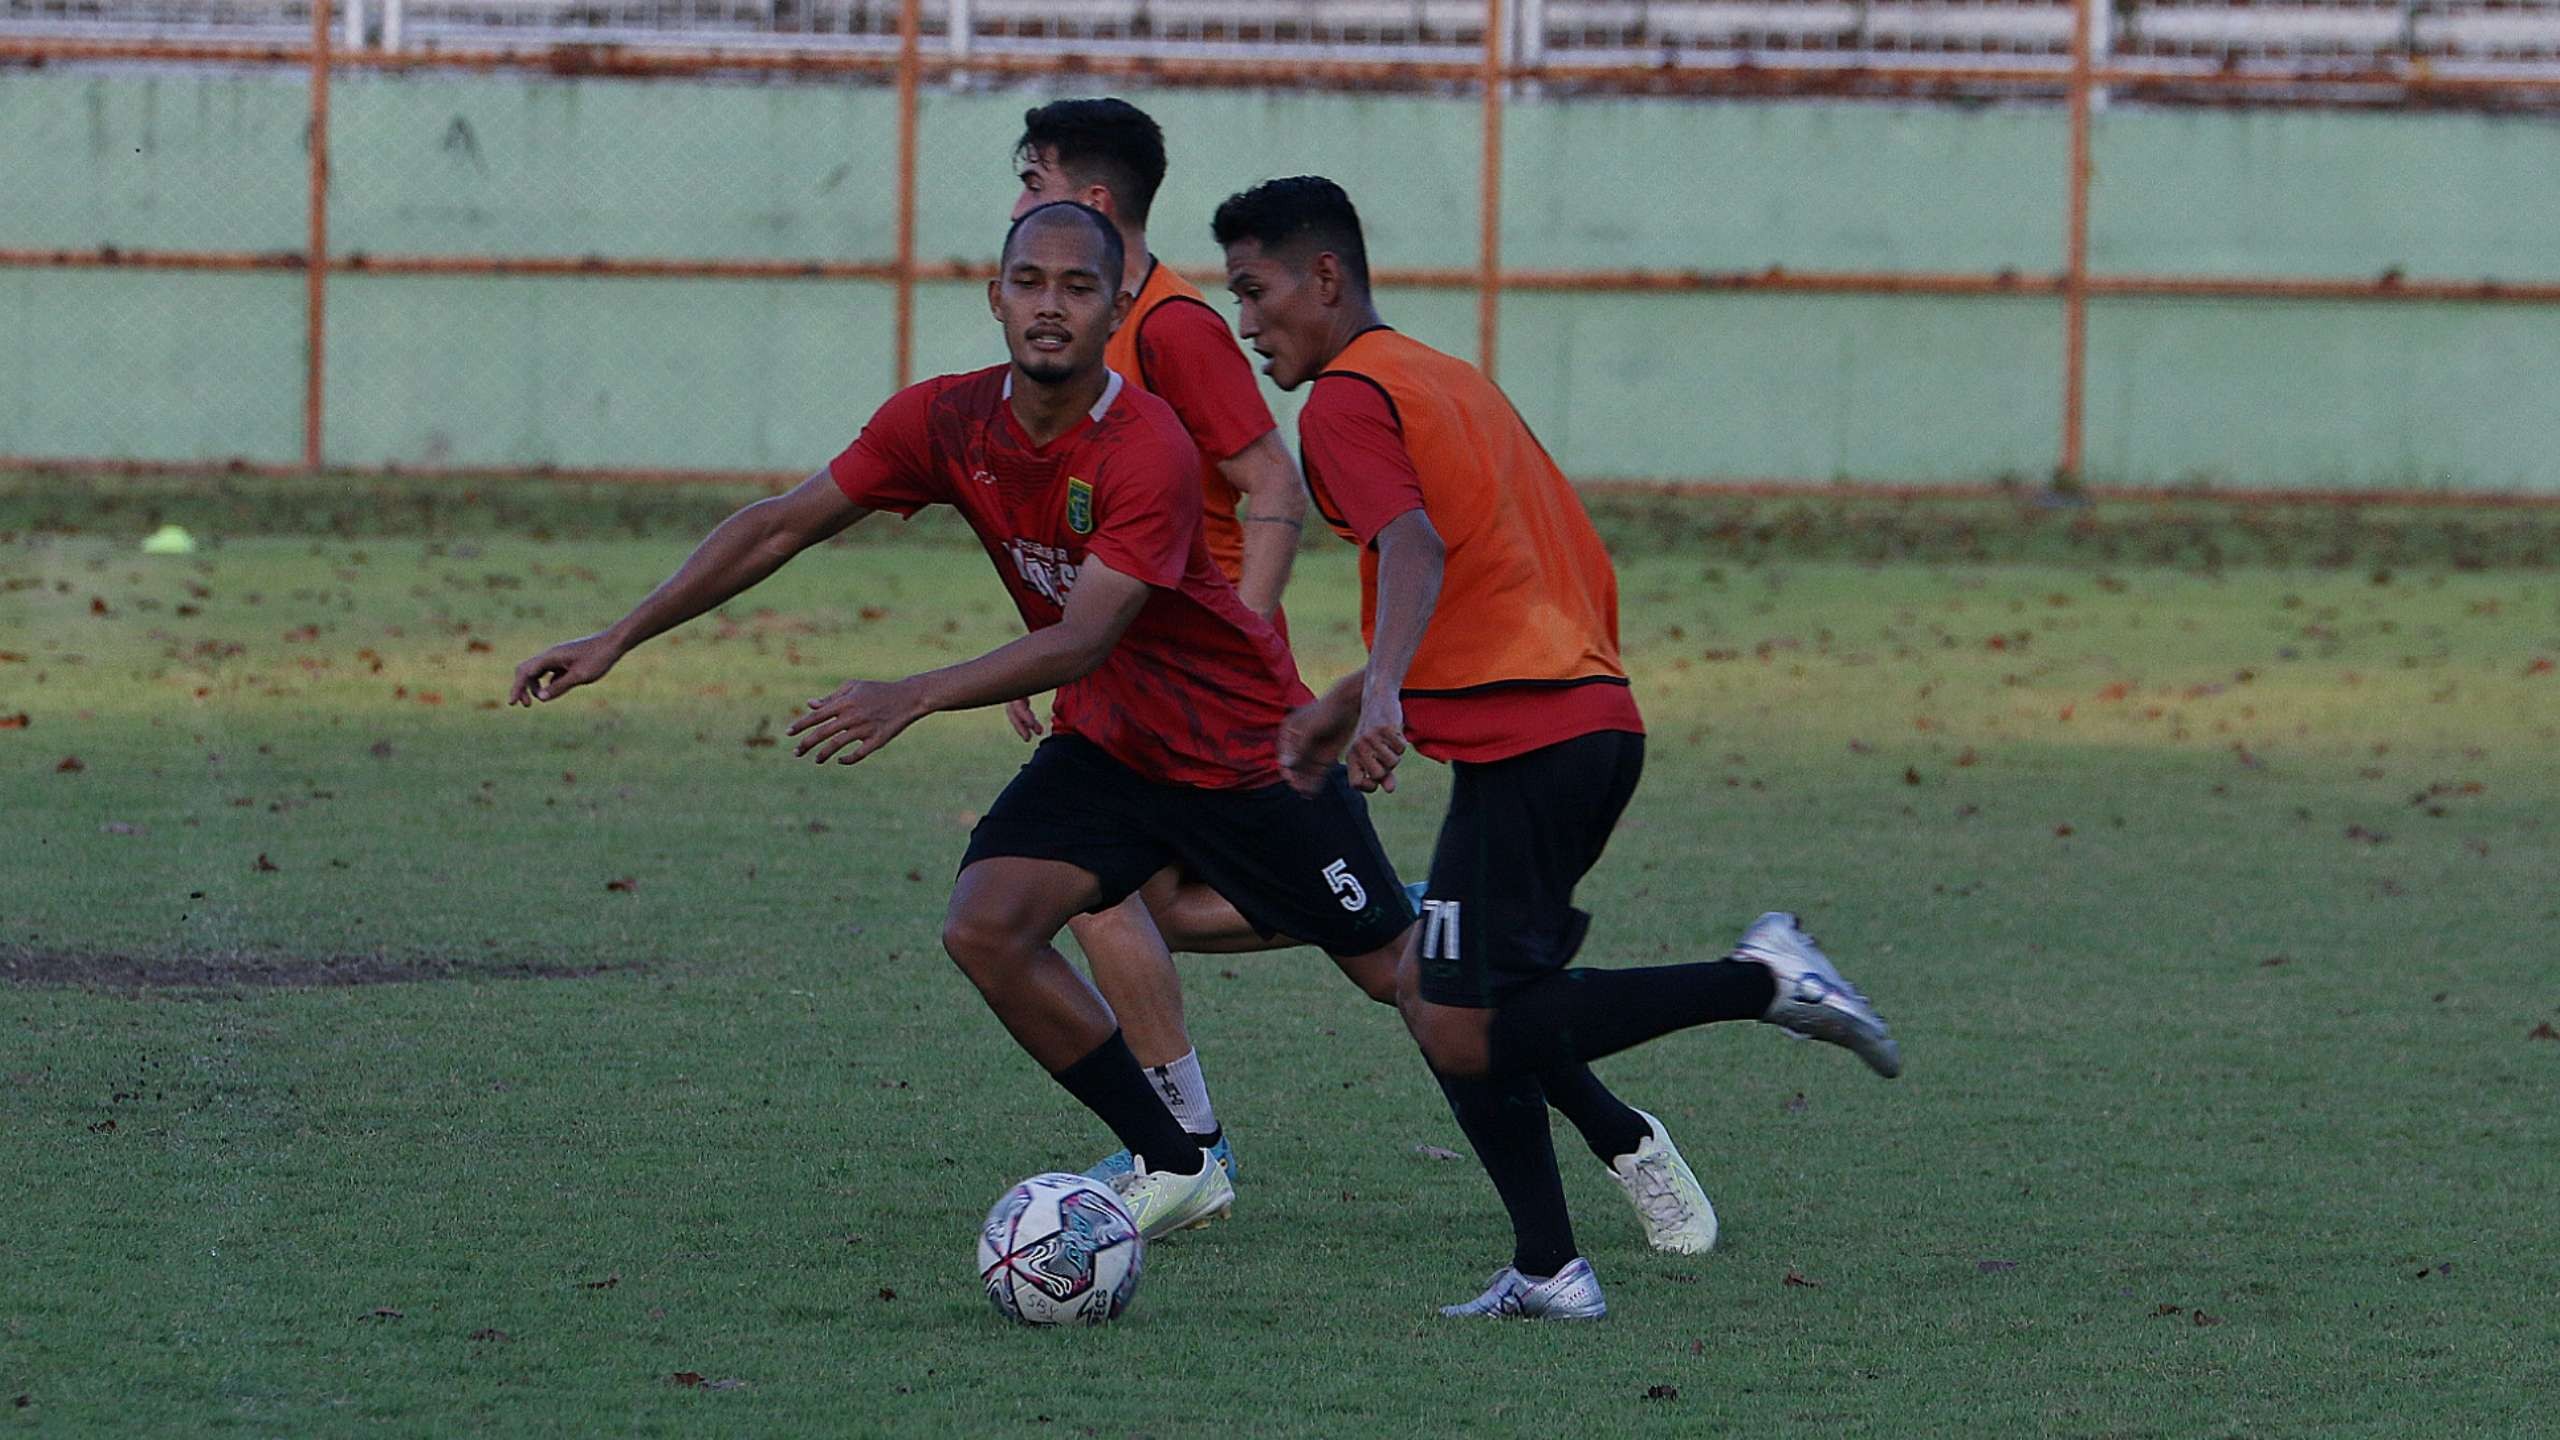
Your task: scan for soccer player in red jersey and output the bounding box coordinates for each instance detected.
[509,202,1410,1239]
[1012,99,1304,613]
[998,105,1705,1250]
[1215,176,1904,1317]
[999,99,1310,1184]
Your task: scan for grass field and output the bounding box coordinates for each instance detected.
[5,477,2557,1437]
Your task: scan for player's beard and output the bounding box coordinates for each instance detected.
[1015,349,1080,387]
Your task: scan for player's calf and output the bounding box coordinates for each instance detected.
[938,859,1123,1072]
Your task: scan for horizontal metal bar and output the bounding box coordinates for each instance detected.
[2086,274,2560,304]
[8,247,2554,303]
[0,455,800,486]
[10,36,2560,96]
[0,247,309,270]
[338,253,905,280]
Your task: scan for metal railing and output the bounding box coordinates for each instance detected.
[14,0,2560,74]
[5,0,2560,486]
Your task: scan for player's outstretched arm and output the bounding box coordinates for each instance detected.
[787,560,1153,765]
[1344,508,1445,792]
[509,470,869,706]
[1221,431,1308,618]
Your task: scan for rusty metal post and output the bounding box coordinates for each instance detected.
[305,0,332,470]
[893,0,921,390]
[2060,0,2094,483]
[1478,0,1505,378]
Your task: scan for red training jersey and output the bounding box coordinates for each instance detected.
[829,365,1309,789]
[1105,259,1278,587]
[1298,355,1643,764]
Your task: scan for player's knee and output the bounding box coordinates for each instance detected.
[1072,899,1147,949]
[940,910,1026,979]
[1416,1025,1491,1081]
[1405,1002,1492,1080]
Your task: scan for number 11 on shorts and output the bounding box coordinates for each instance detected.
[1419,898,1460,959]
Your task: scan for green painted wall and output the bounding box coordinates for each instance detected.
[4,71,2554,489]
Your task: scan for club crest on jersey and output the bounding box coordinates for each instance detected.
[1066,477,1094,535]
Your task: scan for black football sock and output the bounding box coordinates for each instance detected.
[1051,1030,1203,1176]
[1539,1062,1653,1167]
[1186,1126,1224,1150]
[1487,961,1777,1077]
[1435,1070,1579,1280]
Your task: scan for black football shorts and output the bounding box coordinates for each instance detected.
[1414,728,1645,1008]
[960,734,1414,958]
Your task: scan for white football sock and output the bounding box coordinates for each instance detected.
[1145,1050,1217,1138]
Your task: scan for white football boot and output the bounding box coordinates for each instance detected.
[1116,1149,1235,1241]
[1606,1109,1718,1254]
[1439,1257,1609,1320]
[1733,912,1903,1078]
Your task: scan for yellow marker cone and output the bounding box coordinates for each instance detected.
[141,524,198,555]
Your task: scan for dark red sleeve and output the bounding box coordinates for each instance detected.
[1298,374,1424,548]
[1084,420,1201,589]
[827,380,945,516]
[1132,299,1276,464]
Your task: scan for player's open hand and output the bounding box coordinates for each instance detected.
[510,633,624,706]
[789,677,924,765]
[1003,697,1045,741]
[1345,692,1407,794]
[1279,690,1358,796]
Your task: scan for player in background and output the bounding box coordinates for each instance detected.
[1013,99,1305,614]
[510,203,1410,1241]
[1001,101,1720,1262]
[998,98,1306,1187]
[1214,176,1903,1319]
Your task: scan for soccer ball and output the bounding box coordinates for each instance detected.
[976,1172,1144,1326]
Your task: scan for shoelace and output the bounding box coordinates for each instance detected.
[1630,1157,1695,1230]
[1453,1273,1531,1316]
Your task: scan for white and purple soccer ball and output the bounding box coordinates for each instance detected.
[977,1172,1144,1326]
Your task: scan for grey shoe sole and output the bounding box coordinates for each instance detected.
[1766,995,1903,1078]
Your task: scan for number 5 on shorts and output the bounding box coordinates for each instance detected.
[1322,858,1368,912]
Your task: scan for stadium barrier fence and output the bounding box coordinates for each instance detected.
[5,0,2560,492]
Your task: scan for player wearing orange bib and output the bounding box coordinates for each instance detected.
[1002,100,1311,1188]
[1216,176,1903,1319]
[999,107,1700,1255]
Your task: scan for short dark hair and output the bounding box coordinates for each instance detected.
[1017,98,1168,227]
[1001,200,1127,292]
[1210,176,1371,291]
